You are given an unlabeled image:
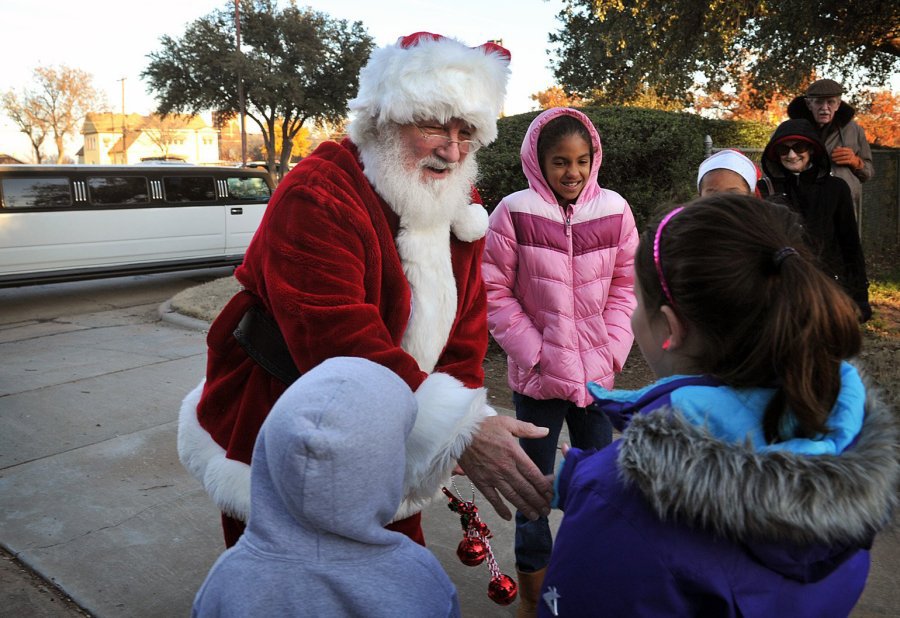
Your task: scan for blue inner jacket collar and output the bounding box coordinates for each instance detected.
[588,362,865,455]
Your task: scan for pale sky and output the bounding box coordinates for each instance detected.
[0,0,567,161]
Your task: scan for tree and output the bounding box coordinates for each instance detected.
[140,113,195,158]
[551,1,900,106]
[855,90,900,148]
[33,66,104,163]
[265,123,312,161]
[530,85,586,110]
[693,73,793,125]
[3,65,104,163]
[2,90,49,163]
[142,0,373,179]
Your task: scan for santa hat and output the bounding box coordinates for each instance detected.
[697,149,761,195]
[348,32,511,146]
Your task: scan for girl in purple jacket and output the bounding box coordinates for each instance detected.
[539,194,898,617]
[482,107,638,615]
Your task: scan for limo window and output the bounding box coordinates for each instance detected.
[163,176,216,202]
[87,176,150,205]
[227,176,271,201]
[1,177,72,209]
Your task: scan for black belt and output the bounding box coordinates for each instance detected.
[233,305,301,386]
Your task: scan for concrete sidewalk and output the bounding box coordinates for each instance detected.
[2,279,897,617]
[0,285,529,617]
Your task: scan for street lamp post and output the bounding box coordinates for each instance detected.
[235,0,247,166]
[118,77,127,164]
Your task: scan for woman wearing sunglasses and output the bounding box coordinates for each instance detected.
[760,118,871,322]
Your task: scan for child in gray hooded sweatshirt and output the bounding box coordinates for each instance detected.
[192,356,461,618]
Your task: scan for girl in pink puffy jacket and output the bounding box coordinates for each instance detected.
[482,107,637,614]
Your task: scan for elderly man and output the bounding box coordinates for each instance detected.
[787,78,875,225]
[178,32,552,548]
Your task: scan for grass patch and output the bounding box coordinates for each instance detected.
[865,249,900,343]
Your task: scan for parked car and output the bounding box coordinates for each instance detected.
[0,164,273,287]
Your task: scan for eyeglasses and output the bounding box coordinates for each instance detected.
[415,125,482,154]
[807,97,840,109]
[775,141,812,157]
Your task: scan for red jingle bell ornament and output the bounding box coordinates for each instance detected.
[456,537,487,566]
[442,480,519,606]
[487,573,518,605]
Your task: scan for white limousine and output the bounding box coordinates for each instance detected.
[0,165,274,287]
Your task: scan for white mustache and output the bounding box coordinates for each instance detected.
[419,156,459,171]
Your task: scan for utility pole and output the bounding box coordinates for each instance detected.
[235,0,247,166]
[118,77,127,164]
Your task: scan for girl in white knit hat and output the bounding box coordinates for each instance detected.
[697,148,761,197]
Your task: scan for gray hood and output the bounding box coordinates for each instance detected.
[244,356,417,559]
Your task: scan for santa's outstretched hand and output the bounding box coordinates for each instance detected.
[457,415,553,521]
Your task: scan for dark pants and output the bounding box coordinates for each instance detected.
[513,392,613,572]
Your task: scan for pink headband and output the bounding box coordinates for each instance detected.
[653,206,684,307]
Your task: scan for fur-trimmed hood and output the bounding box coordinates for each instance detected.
[787,95,856,130]
[618,387,898,579]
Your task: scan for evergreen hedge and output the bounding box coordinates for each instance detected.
[476,106,772,228]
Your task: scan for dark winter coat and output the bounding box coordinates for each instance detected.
[759,118,871,319]
[538,368,898,617]
[787,96,874,214]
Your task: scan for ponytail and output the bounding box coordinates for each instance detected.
[760,246,861,441]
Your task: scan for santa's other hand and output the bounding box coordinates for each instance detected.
[457,415,552,521]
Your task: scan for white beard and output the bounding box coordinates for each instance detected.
[358,130,478,373]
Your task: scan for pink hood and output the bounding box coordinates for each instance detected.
[520,107,604,207]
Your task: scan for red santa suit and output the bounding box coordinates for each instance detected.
[178,33,512,547]
[179,138,491,544]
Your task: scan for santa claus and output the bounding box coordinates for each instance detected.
[178,32,552,547]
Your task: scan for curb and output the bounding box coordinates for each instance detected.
[158,299,212,332]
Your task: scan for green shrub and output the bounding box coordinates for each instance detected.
[476,106,773,229]
[704,118,772,152]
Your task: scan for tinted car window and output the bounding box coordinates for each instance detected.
[87,176,150,205]
[1,177,72,209]
[227,176,271,201]
[163,176,216,202]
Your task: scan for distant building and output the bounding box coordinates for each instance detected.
[80,113,219,164]
[0,153,25,164]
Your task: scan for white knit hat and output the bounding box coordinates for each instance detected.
[348,32,511,146]
[697,149,760,194]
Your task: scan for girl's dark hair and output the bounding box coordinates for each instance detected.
[635,193,862,442]
[537,114,593,169]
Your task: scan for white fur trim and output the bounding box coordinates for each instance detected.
[178,374,494,526]
[451,202,489,242]
[348,34,510,146]
[397,226,457,373]
[177,380,251,522]
[392,372,496,521]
